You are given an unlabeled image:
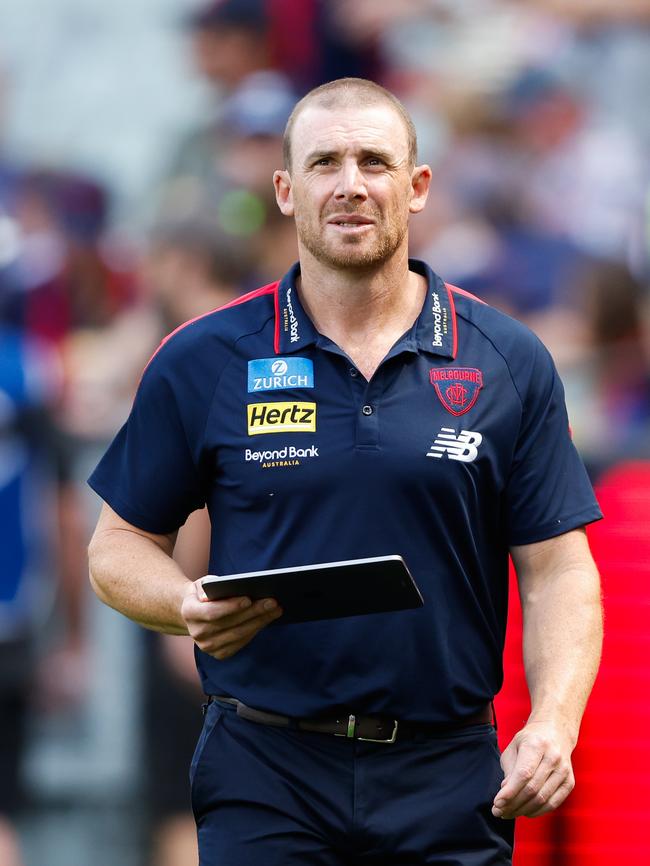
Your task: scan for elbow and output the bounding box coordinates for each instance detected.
[88,567,107,605]
[87,533,113,606]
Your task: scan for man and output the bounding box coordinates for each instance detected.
[88,78,603,865]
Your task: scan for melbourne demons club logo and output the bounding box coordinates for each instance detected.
[430,367,484,416]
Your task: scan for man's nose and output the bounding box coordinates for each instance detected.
[334,160,368,201]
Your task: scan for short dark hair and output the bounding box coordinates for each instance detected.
[186,0,267,32]
[282,78,418,171]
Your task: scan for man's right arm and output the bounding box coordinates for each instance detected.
[88,502,282,657]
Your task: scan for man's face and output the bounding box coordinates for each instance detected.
[274,103,429,270]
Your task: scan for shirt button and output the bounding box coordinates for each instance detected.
[361,405,373,416]
[349,367,358,378]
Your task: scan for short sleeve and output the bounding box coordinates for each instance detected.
[88,352,208,534]
[506,339,602,546]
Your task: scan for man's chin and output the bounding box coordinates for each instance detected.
[308,241,395,271]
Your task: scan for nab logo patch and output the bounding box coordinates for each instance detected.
[248,357,314,392]
[426,428,483,462]
[430,367,483,416]
[247,402,316,435]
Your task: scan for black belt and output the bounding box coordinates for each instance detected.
[207,696,494,743]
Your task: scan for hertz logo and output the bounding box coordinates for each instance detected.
[247,402,316,435]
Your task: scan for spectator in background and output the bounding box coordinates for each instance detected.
[410,73,588,324]
[500,68,646,264]
[187,0,274,93]
[0,321,60,866]
[18,171,143,715]
[165,0,293,191]
[141,216,256,866]
[416,62,644,280]
[216,76,299,283]
[162,0,384,245]
[159,70,298,289]
[180,0,382,110]
[560,261,650,474]
[1,171,136,346]
[143,213,258,329]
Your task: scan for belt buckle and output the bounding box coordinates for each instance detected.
[358,718,399,743]
[335,714,399,743]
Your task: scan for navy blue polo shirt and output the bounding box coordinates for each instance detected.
[89,260,601,722]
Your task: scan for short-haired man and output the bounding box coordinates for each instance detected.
[88,78,603,866]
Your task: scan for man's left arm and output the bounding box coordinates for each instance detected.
[492,527,603,819]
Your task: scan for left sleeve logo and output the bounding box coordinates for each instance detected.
[248,357,314,392]
[430,367,483,416]
[247,401,317,435]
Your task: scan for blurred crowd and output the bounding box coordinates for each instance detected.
[0,1,649,865]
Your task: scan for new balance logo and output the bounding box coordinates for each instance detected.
[426,427,483,462]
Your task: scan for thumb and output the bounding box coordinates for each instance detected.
[193,576,210,602]
[499,737,519,780]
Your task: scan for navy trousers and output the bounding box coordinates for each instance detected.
[191,701,514,865]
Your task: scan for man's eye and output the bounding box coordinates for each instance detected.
[365,157,384,167]
[316,158,332,166]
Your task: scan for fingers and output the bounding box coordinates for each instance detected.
[181,585,283,659]
[492,729,575,819]
[185,592,265,627]
[498,738,518,779]
[494,738,544,808]
[206,605,283,660]
[522,770,575,817]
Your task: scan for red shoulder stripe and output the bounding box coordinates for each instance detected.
[446,283,458,359]
[446,283,487,305]
[142,281,279,374]
[214,281,280,312]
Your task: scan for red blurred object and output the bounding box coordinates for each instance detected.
[496,563,562,865]
[497,461,650,864]
[569,462,650,864]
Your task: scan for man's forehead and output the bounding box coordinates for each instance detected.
[292,103,409,161]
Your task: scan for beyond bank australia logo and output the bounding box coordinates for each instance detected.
[248,357,314,392]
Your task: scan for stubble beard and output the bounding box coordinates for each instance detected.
[295,212,407,271]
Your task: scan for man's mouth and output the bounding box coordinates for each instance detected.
[327,215,375,227]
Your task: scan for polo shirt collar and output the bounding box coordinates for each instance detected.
[410,259,457,359]
[276,263,319,354]
[275,259,457,359]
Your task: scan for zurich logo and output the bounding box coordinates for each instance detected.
[248,357,314,393]
[271,359,288,376]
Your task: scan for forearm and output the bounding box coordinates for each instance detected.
[88,526,191,635]
[520,548,603,744]
[492,531,602,818]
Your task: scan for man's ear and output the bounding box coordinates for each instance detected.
[273,170,294,217]
[409,164,432,215]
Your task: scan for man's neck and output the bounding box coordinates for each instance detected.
[295,246,426,378]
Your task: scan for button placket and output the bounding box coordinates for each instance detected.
[355,379,381,448]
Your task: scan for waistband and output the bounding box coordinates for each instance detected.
[207,696,494,743]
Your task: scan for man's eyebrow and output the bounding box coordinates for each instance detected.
[303,147,397,164]
[303,149,339,164]
[359,148,396,163]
